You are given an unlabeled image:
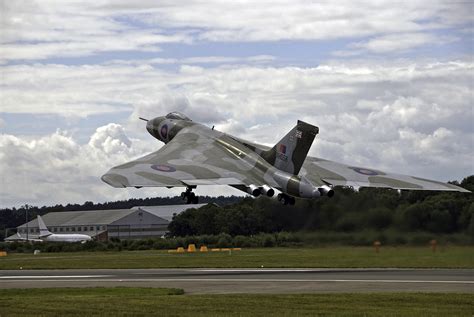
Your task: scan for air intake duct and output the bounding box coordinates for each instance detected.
[318,185,334,198]
[247,184,261,197]
[260,185,275,197]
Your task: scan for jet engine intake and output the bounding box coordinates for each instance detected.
[260,185,275,197]
[247,184,261,197]
[318,185,334,197]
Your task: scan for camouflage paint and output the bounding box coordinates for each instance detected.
[101,112,471,198]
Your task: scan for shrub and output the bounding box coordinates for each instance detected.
[233,235,249,247]
[261,234,276,247]
[216,233,232,247]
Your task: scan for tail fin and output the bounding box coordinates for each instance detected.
[37,215,52,238]
[261,120,318,175]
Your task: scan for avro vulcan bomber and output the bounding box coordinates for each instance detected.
[102,112,469,205]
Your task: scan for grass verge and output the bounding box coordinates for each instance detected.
[0,288,473,316]
[0,246,473,270]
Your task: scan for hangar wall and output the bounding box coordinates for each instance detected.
[5,204,207,242]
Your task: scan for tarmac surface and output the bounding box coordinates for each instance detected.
[1,268,473,293]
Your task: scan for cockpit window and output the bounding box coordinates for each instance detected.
[165,112,192,121]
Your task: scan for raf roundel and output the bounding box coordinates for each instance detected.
[151,164,176,172]
[349,167,380,176]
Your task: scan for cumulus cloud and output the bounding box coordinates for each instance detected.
[89,124,132,154]
[1,59,472,207]
[0,124,158,207]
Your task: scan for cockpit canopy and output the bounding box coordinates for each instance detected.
[165,112,192,121]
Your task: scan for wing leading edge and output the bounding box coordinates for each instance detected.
[301,157,470,192]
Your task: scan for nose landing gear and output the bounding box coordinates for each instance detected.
[181,186,199,204]
[277,193,295,205]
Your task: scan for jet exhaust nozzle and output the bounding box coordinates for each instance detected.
[318,185,334,198]
[247,184,261,197]
[260,185,275,197]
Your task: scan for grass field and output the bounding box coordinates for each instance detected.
[0,246,473,270]
[0,288,472,316]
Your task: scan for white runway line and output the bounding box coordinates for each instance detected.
[2,278,473,284]
[194,269,319,272]
[0,275,111,279]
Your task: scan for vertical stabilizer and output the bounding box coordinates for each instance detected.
[37,215,52,238]
[261,120,318,175]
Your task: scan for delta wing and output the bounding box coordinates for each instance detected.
[102,125,277,189]
[300,157,469,192]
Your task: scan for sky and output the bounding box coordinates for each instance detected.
[0,0,473,208]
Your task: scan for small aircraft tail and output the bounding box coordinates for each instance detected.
[37,215,52,238]
[261,120,318,175]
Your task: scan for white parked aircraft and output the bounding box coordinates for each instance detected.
[37,215,92,243]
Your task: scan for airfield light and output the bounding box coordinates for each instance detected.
[430,240,437,252]
[373,240,381,253]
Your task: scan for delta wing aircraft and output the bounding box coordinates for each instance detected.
[102,112,469,205]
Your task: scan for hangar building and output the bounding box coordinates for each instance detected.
[5,204,206,242]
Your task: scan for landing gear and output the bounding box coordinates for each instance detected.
[181,186,199,204]
[277,193,295,206]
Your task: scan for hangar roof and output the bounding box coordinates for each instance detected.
[18,209,135,228]
[134,204,207,222]
[16,204,208,229]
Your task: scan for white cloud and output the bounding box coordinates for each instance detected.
[106,55,276,67]
[88,123,132,154]
[0,1,191,62]
[1,58,472,207]
[134,1,471,42]
[1,1,471,62]
[350,32,458,54]
[0,124,160,207]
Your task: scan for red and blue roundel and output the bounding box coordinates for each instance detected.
[160,124,168,139]
[151,164,176,172]
[349,167,380,176]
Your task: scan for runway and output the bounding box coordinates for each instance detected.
[1,268,473,294]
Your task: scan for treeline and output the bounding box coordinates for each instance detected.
[0,196,242,239]
[169,176,474,239]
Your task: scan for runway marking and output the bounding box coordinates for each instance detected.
[126,279,474,284]
[2,278,473,284]
[0,275,111,279]
[194,269,319,272]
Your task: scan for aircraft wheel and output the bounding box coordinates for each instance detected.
[186,192,196,204]
[288,197,296,205]
[277,194,283,202]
